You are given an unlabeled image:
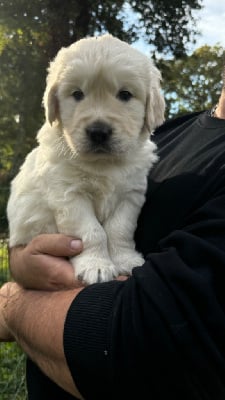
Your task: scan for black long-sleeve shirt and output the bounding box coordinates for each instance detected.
[63,111,225,399]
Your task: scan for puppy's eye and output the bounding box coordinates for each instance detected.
[117,90,133,102]
[72,90,84,101]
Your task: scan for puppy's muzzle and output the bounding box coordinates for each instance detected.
[86,121,112,150]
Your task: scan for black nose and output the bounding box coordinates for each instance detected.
[86,121,112,145]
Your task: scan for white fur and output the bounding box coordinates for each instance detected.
[7,34,165,284]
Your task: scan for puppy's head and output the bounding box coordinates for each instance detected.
[43,34,165,161]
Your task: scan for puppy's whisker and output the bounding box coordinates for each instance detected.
[69,150,79,160]
[55,136,78,160]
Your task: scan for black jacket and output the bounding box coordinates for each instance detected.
[27,111,225,399]
[64,111,225,399]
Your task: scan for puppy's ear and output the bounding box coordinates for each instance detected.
[43,84,60,125]
[144,66,165,134]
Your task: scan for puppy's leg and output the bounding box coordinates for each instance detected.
[55,194,117,284]
[104,193,145,276]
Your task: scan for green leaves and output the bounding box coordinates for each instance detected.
[129,0,202,57]
[158,45,225,118]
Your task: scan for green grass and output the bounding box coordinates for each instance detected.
[0,238,27,400]
[0,238,10,284]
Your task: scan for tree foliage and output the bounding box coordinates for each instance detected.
[158,45,225,118]
[130,0,202,57]
[0,0,202,58]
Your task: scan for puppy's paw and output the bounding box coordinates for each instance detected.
[71,254,118,285]
[111,250,145,276]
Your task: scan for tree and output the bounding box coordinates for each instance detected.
[130,0,202,58]
[158,45,225,118]
[0,0,202,58]
[0,25,46,231]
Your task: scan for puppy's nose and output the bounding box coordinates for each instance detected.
[86,122,112,145]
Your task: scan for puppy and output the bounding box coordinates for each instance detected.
[7,34,165,284]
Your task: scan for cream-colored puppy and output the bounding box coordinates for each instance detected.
[7,34,165,284]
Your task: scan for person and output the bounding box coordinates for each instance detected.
[1,63,225,400]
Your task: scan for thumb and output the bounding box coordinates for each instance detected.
[27,234,83,257]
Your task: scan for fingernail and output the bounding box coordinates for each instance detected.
[70,240,82,251]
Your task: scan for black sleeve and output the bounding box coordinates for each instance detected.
[64,182,225,400]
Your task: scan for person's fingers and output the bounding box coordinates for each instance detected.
[116,275,129,281]
[10,251,83,290]
[26,234,83,257]
[0,283,17,341]
[8,234,84,290]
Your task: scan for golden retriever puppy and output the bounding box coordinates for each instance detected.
[7,34,165,284]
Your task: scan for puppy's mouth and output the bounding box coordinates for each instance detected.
[87,143,113,154]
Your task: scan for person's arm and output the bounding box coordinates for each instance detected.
[0,282,84,398]
[4,173,225,399]
[62,178,225,399]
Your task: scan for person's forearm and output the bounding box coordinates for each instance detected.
[3,283,84,398]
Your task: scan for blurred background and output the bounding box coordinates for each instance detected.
[0,0,225,398]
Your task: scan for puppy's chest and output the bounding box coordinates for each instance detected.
[85,177,123,223]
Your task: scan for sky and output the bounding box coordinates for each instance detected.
[192,0,225,50]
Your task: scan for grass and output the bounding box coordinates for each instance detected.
[0,238,27,400]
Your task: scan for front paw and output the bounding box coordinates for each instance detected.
[111,250,144,276]
[71,254,118,285]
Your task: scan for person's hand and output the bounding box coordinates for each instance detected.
[0,282,16,342]
[9,234,84,291]
[116,275,129,281]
